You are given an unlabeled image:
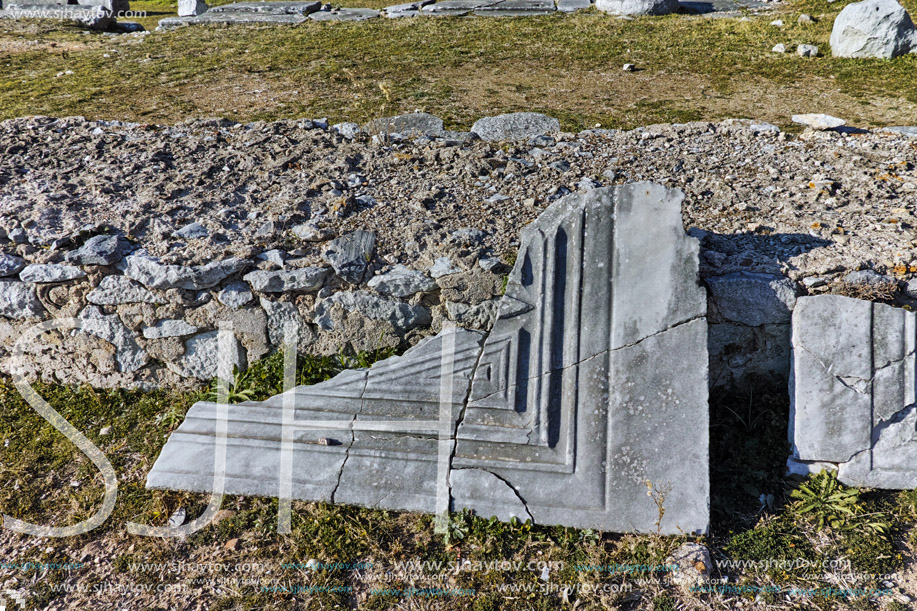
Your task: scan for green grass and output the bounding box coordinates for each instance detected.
[1,0,917,129]
[2,355,916,609]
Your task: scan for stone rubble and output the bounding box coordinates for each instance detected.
[2,113,917,389]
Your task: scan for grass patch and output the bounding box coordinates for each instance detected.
[1,0,917,129]
[2,359,917,608]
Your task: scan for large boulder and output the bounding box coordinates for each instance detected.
[596,0,677,15]
[830,0,917,58]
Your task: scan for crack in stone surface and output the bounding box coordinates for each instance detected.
[330,374,368,503]
[470,314,704,407]
[447,338,488,507]
[454,467,535,522]
[873,403,917,443]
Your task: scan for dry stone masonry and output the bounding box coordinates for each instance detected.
[146,183,711,534]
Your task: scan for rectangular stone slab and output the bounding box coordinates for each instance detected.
[147,183,710,534]
[790,295,917,488]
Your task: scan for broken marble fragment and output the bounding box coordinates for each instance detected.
[790,295,917,488]
[146,183,709,534]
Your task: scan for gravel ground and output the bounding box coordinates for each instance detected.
[2,114,917,286]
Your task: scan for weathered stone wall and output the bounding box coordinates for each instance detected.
[0,232,505,389]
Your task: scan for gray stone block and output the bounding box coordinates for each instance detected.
[830,0,917,58]
[147,183,709,534]
[65,234,128,266]
[78,306,148,373]
[706,272,797,326]
[158,11,306,27]
[364,113,445,138]
[20,264,86,284]
[367,265,436,297]
[322,230,375,284]
[0,254,26,278]
[474,0,556,15]
[87,275,163,305]
[471,112,561,142]
[0,280,45,319]
[123,256,247,290]
[243,267,329,293]
[313,290,432,333]
[167,330,246,381]
[596,0,676,14]
[556,0,590,11]
[790,295,917,488]
[308,7,379,20]
[209,0,319,13]
[421,0,498,14]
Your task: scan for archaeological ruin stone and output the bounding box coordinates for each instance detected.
[596,0,677,15]
[146,183,710,533]
[789,295,917,488]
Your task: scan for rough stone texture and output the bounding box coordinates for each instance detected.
[385,0,433,16]
[475,0,556,15]
[209,0,319,12]
[86,275,162,305]
[367,265,436,297]
[19,264,86,284]
[123,255,246,290]
[429,257,460,278]
[596,0,676,14]
[790,295,917,488]
[167,330,246,381]
[364,113,444,138]
[308,7,379,20]
[322,230,376,284]
[147,183,709,534]
[421,0,499,15]
[706,272,797,327]
[65,234,128,266]
[830,0,917,58]
[142,319,199,339]
[314,290,433,333]
[470,112,561,142]
[0,280,44,319]
[218,280,254,309]
[242,267,329,293]
[158,11,305,26]
[260,297,315,353]
[0,254,26,277]
[78,306,148,373]
[667,543,712,588]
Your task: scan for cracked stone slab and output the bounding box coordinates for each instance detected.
[421,0,500,14]
[790,295,917,488]
[147,328,484,502]
[147,183,709,534]
[474,0,556,15]
[308,7,379,20]
[158,12,307,27]
[209,0,320,13]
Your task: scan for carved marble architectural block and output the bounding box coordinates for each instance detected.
[147,183,710,534]
[789,295,917,488]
